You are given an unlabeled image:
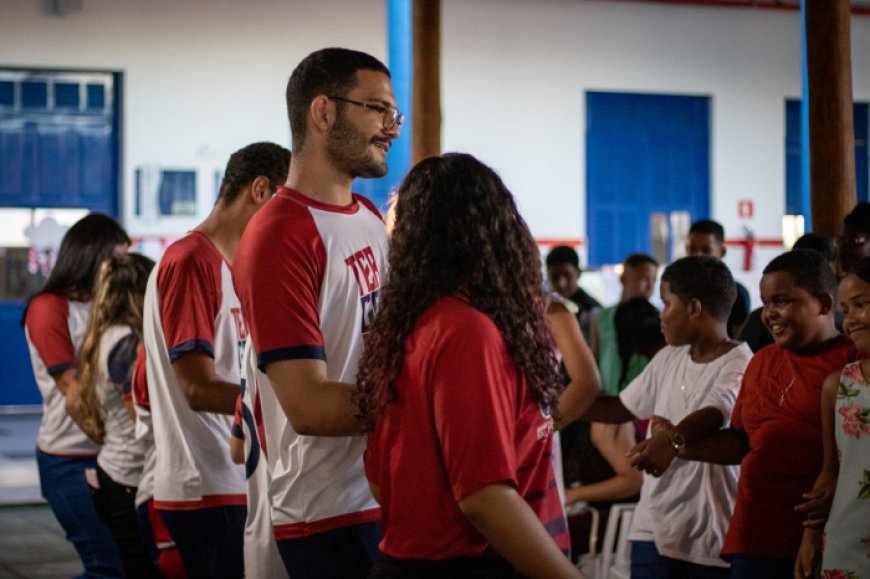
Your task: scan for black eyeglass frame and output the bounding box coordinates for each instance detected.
[327,95,404,129]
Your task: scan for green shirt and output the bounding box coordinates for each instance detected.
[596,305,651,395]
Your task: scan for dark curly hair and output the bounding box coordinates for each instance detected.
[356,153,561,430]
[843,202,870,236]
[216,142,290,205]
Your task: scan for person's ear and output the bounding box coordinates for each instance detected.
[310,95,332,134]
[719,245,727,259]
[249,176,272,206]
[689,298,703,318]
[817,292,834,315]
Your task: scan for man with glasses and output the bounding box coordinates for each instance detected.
[232,48,401,579]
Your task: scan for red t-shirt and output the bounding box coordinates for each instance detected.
[722,335,862,559]
[364,297,569,560]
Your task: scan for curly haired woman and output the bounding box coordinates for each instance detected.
[359,153,585,579]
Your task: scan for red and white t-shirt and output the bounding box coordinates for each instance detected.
[233,186,386,538]
[364,297,570,559]
[143,231,245,509]
[24,293,97,456]
[231,342,288,579]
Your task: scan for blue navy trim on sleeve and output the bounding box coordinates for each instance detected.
[231,423,244,440]
[168,339,215,362]
[257,345,326,372]
[47,361,75,376]
[108,334,138,394]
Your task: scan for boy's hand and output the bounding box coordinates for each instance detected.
[628,431,677,477]
[795,474,837,529]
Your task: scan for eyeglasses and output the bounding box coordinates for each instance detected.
[838,234,870,248]
[327,96,404,130]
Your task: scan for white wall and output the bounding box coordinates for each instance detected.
[0,0,387,239]
[2,0,869,286]
[442,0,870,283]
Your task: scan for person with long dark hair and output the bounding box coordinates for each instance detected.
[23,212,129,578]
[359,153,584,579]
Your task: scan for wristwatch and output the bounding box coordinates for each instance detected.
[668,430,686,454]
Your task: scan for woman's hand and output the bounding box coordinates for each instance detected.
[794,530,821,579]
[795,472,837,529]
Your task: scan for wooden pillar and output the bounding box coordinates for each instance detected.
[412,0,441,164]
[806,0,856,237]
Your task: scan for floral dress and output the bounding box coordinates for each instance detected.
[822,361,870,578]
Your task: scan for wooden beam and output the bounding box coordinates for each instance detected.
[806,0,857,238]
[412,0,441,164]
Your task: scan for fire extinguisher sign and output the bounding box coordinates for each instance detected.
[738,199,754,219]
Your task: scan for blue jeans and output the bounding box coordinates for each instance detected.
[277,521,383,579]
[631,541,730,579]
[36,449,123,579]
[728,554,793,579]
[159,505,246,579]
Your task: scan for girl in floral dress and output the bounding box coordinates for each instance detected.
[798,256,870,578]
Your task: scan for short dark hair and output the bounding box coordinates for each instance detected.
[216,142,290,205]
[763,249,838,297]
[624,253,658,270]
[661,255,736,320]
[286,48,390,153]
[793,233,835,263]
[689,219,725,244]
[546,245,580,269]
[843,202,870,236]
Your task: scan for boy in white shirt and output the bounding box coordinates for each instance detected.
[576,255,752,577]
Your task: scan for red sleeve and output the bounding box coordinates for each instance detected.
[157,237,222,362]
[25,293,75,375]
[731,384,744,431]
[233,199,327,371]
[431,312,519,502]
[132,346,149,408]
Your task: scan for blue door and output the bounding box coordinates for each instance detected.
[0,70,121,407]
[586,92,710,267]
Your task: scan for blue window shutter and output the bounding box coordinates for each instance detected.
[785,99,868,210]
[587,92,710,267]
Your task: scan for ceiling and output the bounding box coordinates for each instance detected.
[625,0,870,14]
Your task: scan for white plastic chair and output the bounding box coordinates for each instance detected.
[596,503,636,579]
